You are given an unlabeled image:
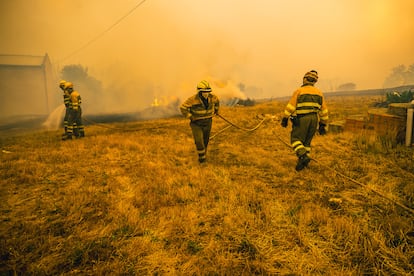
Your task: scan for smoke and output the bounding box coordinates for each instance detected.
[58,6,253,115]
[2,0,414,119]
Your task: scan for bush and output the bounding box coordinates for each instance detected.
[386,90,413,104]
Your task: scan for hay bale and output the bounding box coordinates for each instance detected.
[367,110,405,138]
[329,120,345,133]
[344,115,366,132]
[388,103,412,117]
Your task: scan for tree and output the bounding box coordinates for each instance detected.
[61,64,102,93]
[61,64,88,81]
[383,64,414,88]
[60,64,103,113]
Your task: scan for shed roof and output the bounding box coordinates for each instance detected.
[0,54,47,67]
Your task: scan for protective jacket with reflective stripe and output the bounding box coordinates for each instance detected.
[63,91,71,108]
[180,92,219,121]
[69,91,82,111]
[283,84,328,124]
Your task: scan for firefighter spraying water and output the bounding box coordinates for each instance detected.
[62,82,85,140]
[59,80,71,137]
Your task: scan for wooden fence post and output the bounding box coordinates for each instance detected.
[406,106,414,147]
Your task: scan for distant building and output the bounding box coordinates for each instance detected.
[0,53,58,119]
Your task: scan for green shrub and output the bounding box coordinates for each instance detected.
[386,90,413,103]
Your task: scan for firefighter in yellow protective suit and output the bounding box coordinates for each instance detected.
[62,82,85,140]
[180,80,220,163]
[59,80,71,137]
[281,70,329,171]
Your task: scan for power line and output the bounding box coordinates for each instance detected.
[60,0,147,63]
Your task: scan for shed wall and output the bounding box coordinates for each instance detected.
[0,55,58,119]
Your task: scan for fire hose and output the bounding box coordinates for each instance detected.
[215,113,414,216]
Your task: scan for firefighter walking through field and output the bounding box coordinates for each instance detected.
[281,70,329,171]
[62,82,85,140]
[180,80,220,163]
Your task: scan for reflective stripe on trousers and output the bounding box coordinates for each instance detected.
[290,113,318,157]
[190,118,212,161]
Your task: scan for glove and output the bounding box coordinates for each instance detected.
[318,123,327,135]
[290,116,299,127]
[281,117,288,128]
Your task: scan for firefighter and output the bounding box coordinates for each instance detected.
[180,80,220,163]
[281,70,329,171]
[59,80,71,137]
[62,82,85,140]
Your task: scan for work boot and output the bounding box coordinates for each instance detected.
[295,154,311,171]
[198,152,206,163]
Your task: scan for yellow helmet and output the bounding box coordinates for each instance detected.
[197,80,212,92]
[59,80,66,89]
[303,70,318,84]
[64,82,74,90]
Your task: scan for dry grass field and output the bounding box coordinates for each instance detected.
[1,95,413,275]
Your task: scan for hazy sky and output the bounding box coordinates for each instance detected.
[1,0,414,101]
